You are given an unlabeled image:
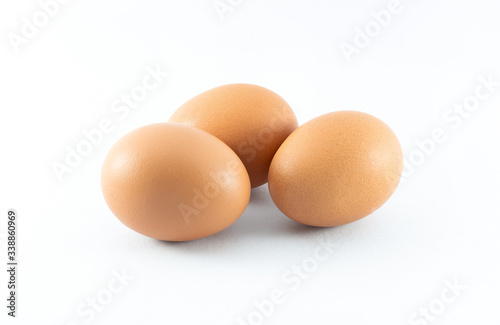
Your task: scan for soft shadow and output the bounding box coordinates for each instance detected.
[248,185,270,204]
[150,185,384,256]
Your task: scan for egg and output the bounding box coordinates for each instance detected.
[101,123,251,241]
[268,111,403,227]
[168,84,298,188]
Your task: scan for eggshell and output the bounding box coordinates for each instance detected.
[168,84,298,188]
[268,111,403,227]
[101,123,251,241]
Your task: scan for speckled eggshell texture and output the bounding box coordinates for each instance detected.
[268,111,403,227]
[168,84,298,188]
[101,123,251,241]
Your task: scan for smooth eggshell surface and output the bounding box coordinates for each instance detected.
[268,111,403,227]
[101,123,251,241]
[169,84,298,188]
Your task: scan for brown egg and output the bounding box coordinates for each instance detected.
[168,84,298,188]
[268,111,403,227]
[101,123,251,241]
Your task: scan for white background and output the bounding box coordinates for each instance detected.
[1,0,500,324]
